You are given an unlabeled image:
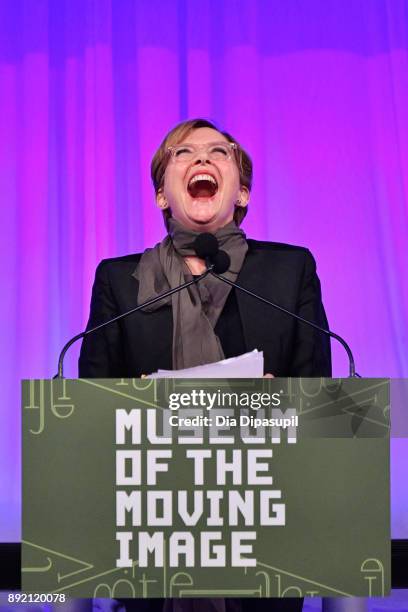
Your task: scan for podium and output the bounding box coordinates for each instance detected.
[22,377,390,600]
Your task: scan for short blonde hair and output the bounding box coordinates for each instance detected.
[151,118,253,227]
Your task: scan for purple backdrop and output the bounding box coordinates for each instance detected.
[0,0,407,542]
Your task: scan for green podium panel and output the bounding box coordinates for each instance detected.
[22,378,390,599]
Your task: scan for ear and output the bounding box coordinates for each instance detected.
[237,186,249,208]
[156,189,169,210]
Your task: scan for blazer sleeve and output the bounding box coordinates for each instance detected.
[78,261,126,378]
[290,250,332,377]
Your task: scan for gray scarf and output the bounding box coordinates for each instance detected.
[133,218,248,370]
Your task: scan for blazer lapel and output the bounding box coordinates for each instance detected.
[235,242,293,372]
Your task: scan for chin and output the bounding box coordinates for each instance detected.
[188,199,223,220]
[184,212,217,228]
[191,213,217,223]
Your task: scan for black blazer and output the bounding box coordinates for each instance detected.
[79,239,332,378]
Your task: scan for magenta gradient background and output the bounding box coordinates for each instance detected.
[0,0,407,541]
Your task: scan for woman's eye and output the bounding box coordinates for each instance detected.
[211,147,228,156]
[175,147,191,156]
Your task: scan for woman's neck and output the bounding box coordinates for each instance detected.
[184,256,207,275]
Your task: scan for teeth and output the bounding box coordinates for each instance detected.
[188,174,217,187]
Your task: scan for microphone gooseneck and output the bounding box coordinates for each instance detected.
[57,234,219,378]
[54,265,214,379]
[192,235,360,378]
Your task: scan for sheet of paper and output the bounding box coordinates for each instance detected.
[146,349,264,378]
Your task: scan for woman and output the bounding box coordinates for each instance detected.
[79,119,332,612]
[79,118,331,380]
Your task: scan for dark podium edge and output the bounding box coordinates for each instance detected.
[1,540,407,592]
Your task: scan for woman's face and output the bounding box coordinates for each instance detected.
[157,127,249,233]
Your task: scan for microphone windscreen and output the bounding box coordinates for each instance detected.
[193,233,219,259]
[212,250,230,274]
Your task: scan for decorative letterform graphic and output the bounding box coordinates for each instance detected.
[22,378,390,598]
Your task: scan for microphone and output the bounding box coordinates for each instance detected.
[191,233,230,273]
[57,234,223,378]
[193,233,219,259]
[211,250,230,274]
[191,232,230,274]
[193,237,360,378]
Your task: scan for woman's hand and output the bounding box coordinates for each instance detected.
[263,373,274,378]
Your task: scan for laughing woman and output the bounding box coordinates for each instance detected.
[79,119,331,612]
[79,118,331,380]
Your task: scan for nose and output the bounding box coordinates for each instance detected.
[193,153,211,165]
[191,146,212,165]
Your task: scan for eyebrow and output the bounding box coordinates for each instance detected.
[174,141,229,147]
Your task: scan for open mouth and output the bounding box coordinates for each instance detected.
[187,173,218,199]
